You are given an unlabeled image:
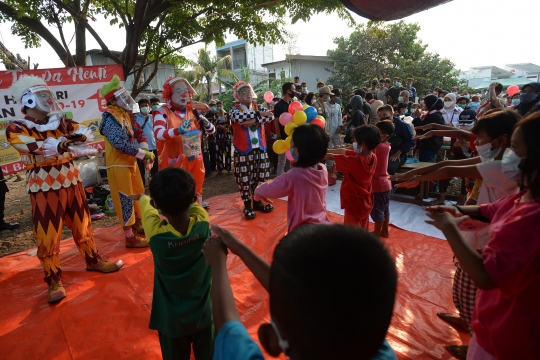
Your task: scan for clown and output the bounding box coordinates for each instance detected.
[229,81,274,219]
[98,75,155,248]
[6,75,123,304]
[153,77,214,207]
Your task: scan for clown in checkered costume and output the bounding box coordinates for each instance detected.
[6,75,124,304]
[229,81,275,219]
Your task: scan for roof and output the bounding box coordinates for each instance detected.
[506,63,540,74]
[216,39,247,51]
[473,78,533,90]
[261,55,332,67]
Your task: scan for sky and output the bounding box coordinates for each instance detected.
[0,0,538,72]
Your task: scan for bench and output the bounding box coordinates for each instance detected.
[391,161,434,205]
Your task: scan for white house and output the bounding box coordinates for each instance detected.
[216,39,273,87]
[458,63,540,90]
[262,55,333,92]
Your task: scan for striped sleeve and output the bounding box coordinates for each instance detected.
[153,108,180,141]
[202,117,215,135]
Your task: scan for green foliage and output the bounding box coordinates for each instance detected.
[217,89,234,111]
[327,21,462,96]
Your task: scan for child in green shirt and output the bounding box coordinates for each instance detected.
[130,167,213,360]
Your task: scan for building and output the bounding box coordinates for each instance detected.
[458,63,540,90]
[215,39,273,87]
[262,55,333,92]
[86,49,177,98]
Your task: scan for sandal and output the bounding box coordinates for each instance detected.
[253,201,274,213]
[445,345,468,360]
[243,207,256,219]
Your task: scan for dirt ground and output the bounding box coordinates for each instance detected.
[0,162,240,257]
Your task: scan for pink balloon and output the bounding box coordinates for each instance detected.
[285,149,295,162]
[279,112,293,126]
[264,91,274,103]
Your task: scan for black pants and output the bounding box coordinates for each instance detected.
[387,153,408,175]
[158,325,214,360]
[208,141,216,171]
[266,142,278,172]
[137,149,159,187]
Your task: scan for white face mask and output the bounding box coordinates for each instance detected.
[398,96,404,102]
[444,101,454,109]
[501,148,524,182]
[476,139,501,162]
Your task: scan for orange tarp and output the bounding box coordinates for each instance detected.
[0,193,469,359]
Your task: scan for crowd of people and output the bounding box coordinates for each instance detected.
[3,72,540,360]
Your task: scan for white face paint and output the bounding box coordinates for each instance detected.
[238,86,254,105]
[171,83,190,108]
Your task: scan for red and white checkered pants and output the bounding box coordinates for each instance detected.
[453,256,480,334]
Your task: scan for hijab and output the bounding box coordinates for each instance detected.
[349,95,365,127]
[349,95,364,113]
[515,82,540,116]
[424,94,443,112]
[443,92,456,109]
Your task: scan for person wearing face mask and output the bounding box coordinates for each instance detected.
[274,82,296,176]
[420,111,539,360]
[301,82,308,92]
[99,75,154,248]
[468,95,481,111]
[441,93,463,127]
[153,77,213,208]
[135,98,158,186]
[366,92,384,125]
[354,88,372,123]
[413,95,445,163]
[451,86,459,95]
[368,78,379,97]
[513,82,540,117]
[510,92,521,108]
[150,97,161,112]
[386,77,405,105]
[6,75,124,303]
[397,90,412,115]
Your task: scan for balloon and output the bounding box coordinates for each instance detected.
[285,149,295,162]
[288,101,304,115]
[284,136,292,148]
[264,91,274,103]
[506,85,520,97]
[311,119,325,129]
[302,104,309,109]
[272,140,287,155]
[279,112,293,126]
[316,115,326,124]
[293,111,307,125]
[284,122,297,136]
[304,106,318,122]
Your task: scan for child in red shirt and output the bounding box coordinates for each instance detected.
[325,125,381,229]
[372,121,394,237]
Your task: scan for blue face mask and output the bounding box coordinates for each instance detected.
[335,97,342,105]
[512,99,521,106]
[395,82,401,87]
[468,102,480,110]
[289,147,298,162]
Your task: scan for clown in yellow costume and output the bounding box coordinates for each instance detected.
[6,75,124,304]
[98,75,155,248]
[152,77,213,207]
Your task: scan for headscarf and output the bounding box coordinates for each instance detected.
[443,92,456,109]
[424,94,443,112]
[349,95,364,113]
[349,95,365,128]
[514,82,540,116]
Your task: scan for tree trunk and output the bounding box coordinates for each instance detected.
[73,0,86,66]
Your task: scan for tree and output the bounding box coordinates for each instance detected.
[327,21,461,96]
[179,47,238,102]
[0,0,353,97]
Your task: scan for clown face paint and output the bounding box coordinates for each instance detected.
[171,82,190,108]
[238,86,255,105]
[21,85,64,115]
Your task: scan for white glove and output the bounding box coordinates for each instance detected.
[73,126,95,143]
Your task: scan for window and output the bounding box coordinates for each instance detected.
[280,71,285,79]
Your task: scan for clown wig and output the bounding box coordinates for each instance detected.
[11,75,47,102]
[162,76,196,102]
[232,81,256,102]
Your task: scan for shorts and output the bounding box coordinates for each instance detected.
[371,191,390,223]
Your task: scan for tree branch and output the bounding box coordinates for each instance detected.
[0,1,74,67]
[50,5,75,66]
[51,0,123,64]
[108,1,128,28]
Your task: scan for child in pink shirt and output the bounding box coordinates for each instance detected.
[254,124,330,232]
[424,113,540,359]
[371,121,394,237]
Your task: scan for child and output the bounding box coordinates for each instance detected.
[325,125,381,229]
[254,124,330,232]
[129,168,213,360]
[204,224,398,360]
[424,111,540,359]
[394,109,521,358]
[372,121,394,237]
